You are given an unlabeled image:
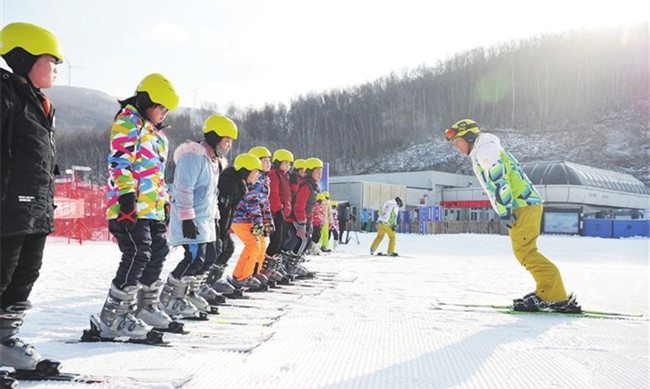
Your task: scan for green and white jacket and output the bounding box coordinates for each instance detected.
[469,133,543,219]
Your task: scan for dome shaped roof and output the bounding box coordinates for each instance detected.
[522,161,649,195]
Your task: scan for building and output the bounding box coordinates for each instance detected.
[328,161,650,234]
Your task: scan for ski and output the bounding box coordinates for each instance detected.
[4,370,193,387]
[217,301,289,311]
[431,300,647,321]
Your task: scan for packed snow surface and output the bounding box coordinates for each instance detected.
[12,232,650,388]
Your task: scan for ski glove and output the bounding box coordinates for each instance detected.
[251,223,264,236]
[296,223,307,237]
[263,221,275,237]
[182,219,200,239]
[117,193,137,231]
[500,212,516,229]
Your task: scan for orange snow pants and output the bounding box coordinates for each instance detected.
[509,204,568,302]
[255,235,267,274]
[232,223,260,280]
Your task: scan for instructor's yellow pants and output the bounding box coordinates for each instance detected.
[510,204,568,302]
[371,223,396,254]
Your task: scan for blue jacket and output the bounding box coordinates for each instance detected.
[168,141,221,246]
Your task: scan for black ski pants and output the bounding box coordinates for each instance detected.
[265,212,287,256]
[171,243,207,279]
[109,219,169,289]
[0,234,47,309]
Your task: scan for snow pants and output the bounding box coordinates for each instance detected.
[232,223,260,280]
[171,243,208,279]
[254,235,267,274]
[0,233,47,309]
[109,219,169,289]
[319,222,330,249]
[265,213,287,257]
[370,223,395,254]
[510,204,568,302]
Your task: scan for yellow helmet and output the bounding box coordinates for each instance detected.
[316,193,326,201]
[304,157,324,170]
[293,159,307,170]
[203,114,238,139]
[0,22,64,63]
[445,119,480,141]
[136,73,179,112]
[234,153,263,172]
[249,146,272,159]
[272,149,294,163]
[322,191,330,199]
[331,201,339,207]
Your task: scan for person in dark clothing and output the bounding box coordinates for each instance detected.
[205,154,251,294]
[0,22,64,373]
[338,203,350,243]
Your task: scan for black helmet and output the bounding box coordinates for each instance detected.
[395,197,403,207]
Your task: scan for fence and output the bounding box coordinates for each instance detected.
[52,179,110,243]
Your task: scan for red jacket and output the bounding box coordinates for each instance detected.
[287,178,319,223]
[269,168,292,219]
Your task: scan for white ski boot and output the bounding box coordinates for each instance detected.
[1,302,60,374]
[196,273,226,305]
[86,284,156,343]
[159,275,204,319]
[135,280,186,333]
[185,276,217,314]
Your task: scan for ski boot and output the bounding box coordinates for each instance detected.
[248,273,270,292]
[186,276,218,314]
[207,265,244,298]
[84,284,163,344]
[159,275,206,320]
[370,248,375,255]
[228,275,262,290]
[196,273,227,305]
[1,302,61,375]
[261,256,284,283]
[135,280,186,333]
[549,293,582,313]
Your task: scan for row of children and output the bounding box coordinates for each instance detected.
[87,73,329,344]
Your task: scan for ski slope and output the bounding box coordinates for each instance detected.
[12,232,650,388]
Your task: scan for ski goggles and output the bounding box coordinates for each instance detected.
[445,122,478,141]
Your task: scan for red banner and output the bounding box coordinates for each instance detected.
[53,197,85,219]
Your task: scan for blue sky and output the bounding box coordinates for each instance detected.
[2,0,648,109]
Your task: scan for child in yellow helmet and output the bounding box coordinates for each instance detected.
[1,21,64,374]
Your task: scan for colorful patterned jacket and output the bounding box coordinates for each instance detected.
[469,133,543,219]
[232,183,263,226]
[106,104,169,221]
[252,171,272,224]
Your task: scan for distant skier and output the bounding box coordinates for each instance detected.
[91,73,180,343]
[0,21,65,376]
[444,119,581,313]
[370,197,403,256]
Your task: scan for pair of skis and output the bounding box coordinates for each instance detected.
[1,369,193,388]
[431,300,647,321]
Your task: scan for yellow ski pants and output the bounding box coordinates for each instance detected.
[371,223,396,254]
[510,204,568,302]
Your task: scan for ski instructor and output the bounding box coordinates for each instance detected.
[0,22,65,375]
[444,119,581,313]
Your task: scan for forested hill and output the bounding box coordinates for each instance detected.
[52,23,648,186]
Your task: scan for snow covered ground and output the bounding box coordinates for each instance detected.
[11,232,650,388]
